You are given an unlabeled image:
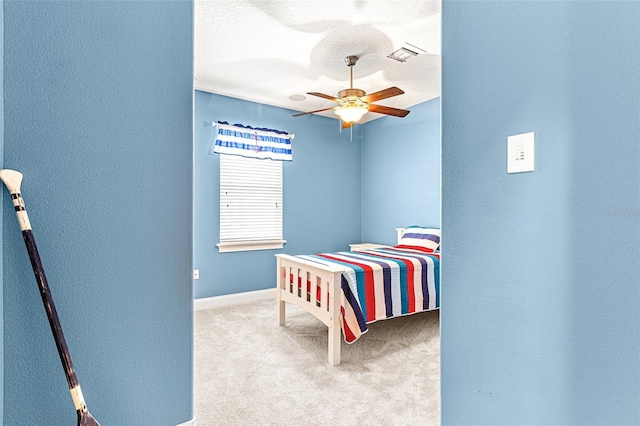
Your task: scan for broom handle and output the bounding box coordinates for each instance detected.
[1,170,89,415]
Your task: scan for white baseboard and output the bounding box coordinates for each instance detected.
[194,288,276,311]
[176,418,196,426]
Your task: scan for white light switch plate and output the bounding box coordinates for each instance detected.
[508,132,535,173]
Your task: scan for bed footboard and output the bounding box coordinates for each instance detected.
[275,254,345,365]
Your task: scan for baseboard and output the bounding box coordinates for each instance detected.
[176,418,195,426]
[194,288,276,311]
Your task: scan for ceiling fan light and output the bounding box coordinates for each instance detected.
[334,106,368,123]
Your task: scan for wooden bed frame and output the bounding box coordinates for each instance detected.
[276,228,407,366]
[276,254,345,365]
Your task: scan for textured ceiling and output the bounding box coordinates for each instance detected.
[195,0,441,124]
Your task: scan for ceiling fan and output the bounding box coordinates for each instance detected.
[293,55,410,128]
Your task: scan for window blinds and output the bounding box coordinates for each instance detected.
[219,154,282,243]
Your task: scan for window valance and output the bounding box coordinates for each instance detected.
[212,121,293,161]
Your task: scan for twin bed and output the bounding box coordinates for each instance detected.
[276,226,440,365]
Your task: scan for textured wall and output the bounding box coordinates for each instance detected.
[361,98,440,245]
[3,2,193,424]
[441,2,640,424]
[194,91,362,299]
[0,0,4,421]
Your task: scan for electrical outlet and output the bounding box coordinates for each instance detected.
[193,269,200,280]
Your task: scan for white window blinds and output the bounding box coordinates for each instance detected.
[217,154,285,252]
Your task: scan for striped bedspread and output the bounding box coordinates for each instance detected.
[298,247,440,343]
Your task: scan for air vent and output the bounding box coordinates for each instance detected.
[387,43,426,63]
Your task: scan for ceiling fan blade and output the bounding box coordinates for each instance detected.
[361,87,404,103]
[292,107,335,117]
[307,92,339,102]
[368,103,410,117]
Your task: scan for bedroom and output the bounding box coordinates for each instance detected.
[192,97,441,300]
[193,1,441,302]
[193,1,442,422]
[194,91,442,424]
[1,1,638,425]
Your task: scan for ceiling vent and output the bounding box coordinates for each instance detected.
[387,43,426,63]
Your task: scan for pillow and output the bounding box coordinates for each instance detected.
[396,226,440,253]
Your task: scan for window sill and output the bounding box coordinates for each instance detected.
[217,239,287,253]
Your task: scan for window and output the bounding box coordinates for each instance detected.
[217,154,285,253]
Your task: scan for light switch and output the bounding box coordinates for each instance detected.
[508,132,535,173]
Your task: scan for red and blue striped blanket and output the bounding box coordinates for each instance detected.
[298,247,440,343]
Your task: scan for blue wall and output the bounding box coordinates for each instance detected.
[441,2,640,424]
[361,98,440,245]
[0,0,4,420]
[3,2,193,425]
[194,91,362,299]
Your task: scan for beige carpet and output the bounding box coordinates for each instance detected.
[194,299,440,425]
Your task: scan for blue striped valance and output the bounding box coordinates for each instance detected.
[212,121,293,161]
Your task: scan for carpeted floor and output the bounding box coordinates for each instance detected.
[194,299,440,425]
